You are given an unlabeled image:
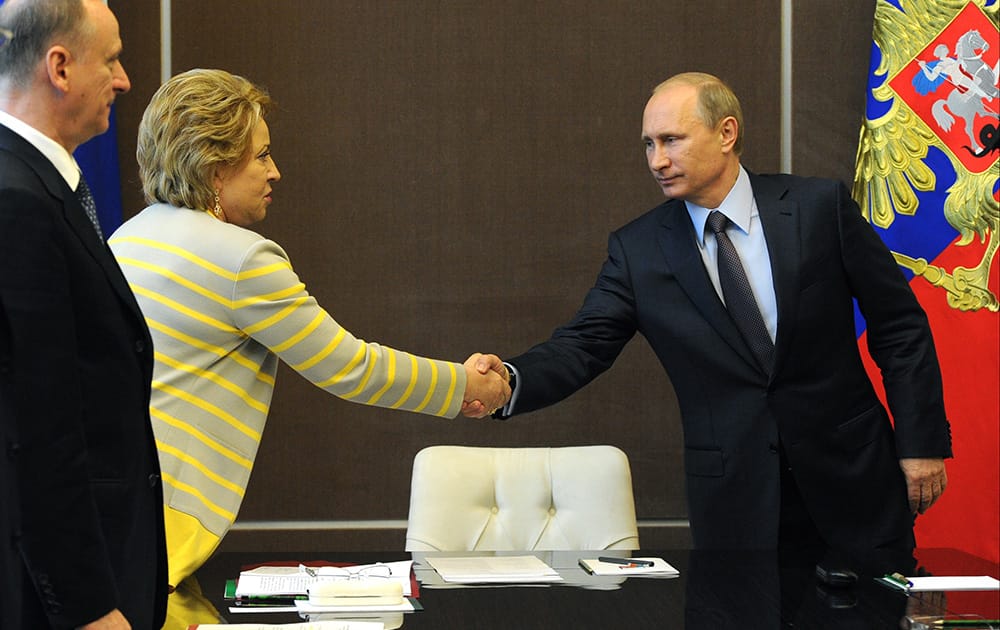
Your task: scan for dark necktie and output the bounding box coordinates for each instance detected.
[706,210,773,373]
[76,176,104,240]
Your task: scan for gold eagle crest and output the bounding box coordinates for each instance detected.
[853,0,999,312]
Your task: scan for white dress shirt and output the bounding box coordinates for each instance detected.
[0,109,82,190]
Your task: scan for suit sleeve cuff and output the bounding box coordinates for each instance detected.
[492,362,521,420]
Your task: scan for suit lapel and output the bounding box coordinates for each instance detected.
[654,199,761,370]
[0,126,146,326]
[749,173,800,376]
[61,180,149,327]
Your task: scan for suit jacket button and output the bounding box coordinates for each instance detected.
[768,443,779,454]
[148,473,160,487]
[134,339,146,353]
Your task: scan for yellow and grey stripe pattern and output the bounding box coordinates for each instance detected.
[109,204,465,583]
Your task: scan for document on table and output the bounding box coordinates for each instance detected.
[228,599,418,616]
[293,599,419,614]
[234,561,414,597]
[578,556,680,577]
[424,555,564,583]
[189,622,384,629]
[880,575,1000,592]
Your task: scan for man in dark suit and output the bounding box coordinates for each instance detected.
[493,72,951,551]
[0,1,167,628]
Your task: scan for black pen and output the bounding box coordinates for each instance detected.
[598,556,654,567]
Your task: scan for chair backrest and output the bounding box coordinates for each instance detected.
[404,445,639,551]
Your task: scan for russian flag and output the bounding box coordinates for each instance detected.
[854,0,998,564]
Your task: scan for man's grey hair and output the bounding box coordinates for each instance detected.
[0,0,88,89]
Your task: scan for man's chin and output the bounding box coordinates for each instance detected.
[660,186,682,199]
[89,119,112,140]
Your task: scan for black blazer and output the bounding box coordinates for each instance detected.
[0,125,167,629]
[508,172,951,550]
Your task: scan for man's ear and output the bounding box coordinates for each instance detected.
[719,116,739,153]
[44,45,72,93]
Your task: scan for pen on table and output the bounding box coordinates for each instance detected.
[598,556,654,568]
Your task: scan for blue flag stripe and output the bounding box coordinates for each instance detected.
[73,103,124,234]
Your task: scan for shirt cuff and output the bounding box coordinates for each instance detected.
[493,362,521,419]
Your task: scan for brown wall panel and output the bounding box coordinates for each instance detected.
[793,0,875,184]
[109,1,160,216]
[111,1,874,549]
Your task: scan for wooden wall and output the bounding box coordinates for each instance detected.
[109,0,875,551]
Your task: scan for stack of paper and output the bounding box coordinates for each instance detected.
[424,555,564,584]
[229,561,417,614]
[235,561,414,600]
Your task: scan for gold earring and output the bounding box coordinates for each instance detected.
[213,190,223,219]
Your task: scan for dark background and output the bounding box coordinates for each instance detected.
[110,0,875,550]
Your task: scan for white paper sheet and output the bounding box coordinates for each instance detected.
[906,575,1000,591]
[424,555,564,583]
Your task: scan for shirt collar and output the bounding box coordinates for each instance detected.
[0,109,81,189]
[686,166,754,246]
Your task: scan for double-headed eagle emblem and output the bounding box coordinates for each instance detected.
[853,0,999,312]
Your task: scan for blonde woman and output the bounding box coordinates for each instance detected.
[109,68,509,587]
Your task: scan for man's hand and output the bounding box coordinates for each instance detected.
[460,353,510,418]
[79,608,131,630]
[899,457,947,514]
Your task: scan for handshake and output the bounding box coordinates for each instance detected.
[460,353,512,418]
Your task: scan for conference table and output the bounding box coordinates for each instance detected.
[172,547,1000,629]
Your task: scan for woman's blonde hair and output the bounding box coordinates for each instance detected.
[137,68,273,209]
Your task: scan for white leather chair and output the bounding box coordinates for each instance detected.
[404,445,640,551]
